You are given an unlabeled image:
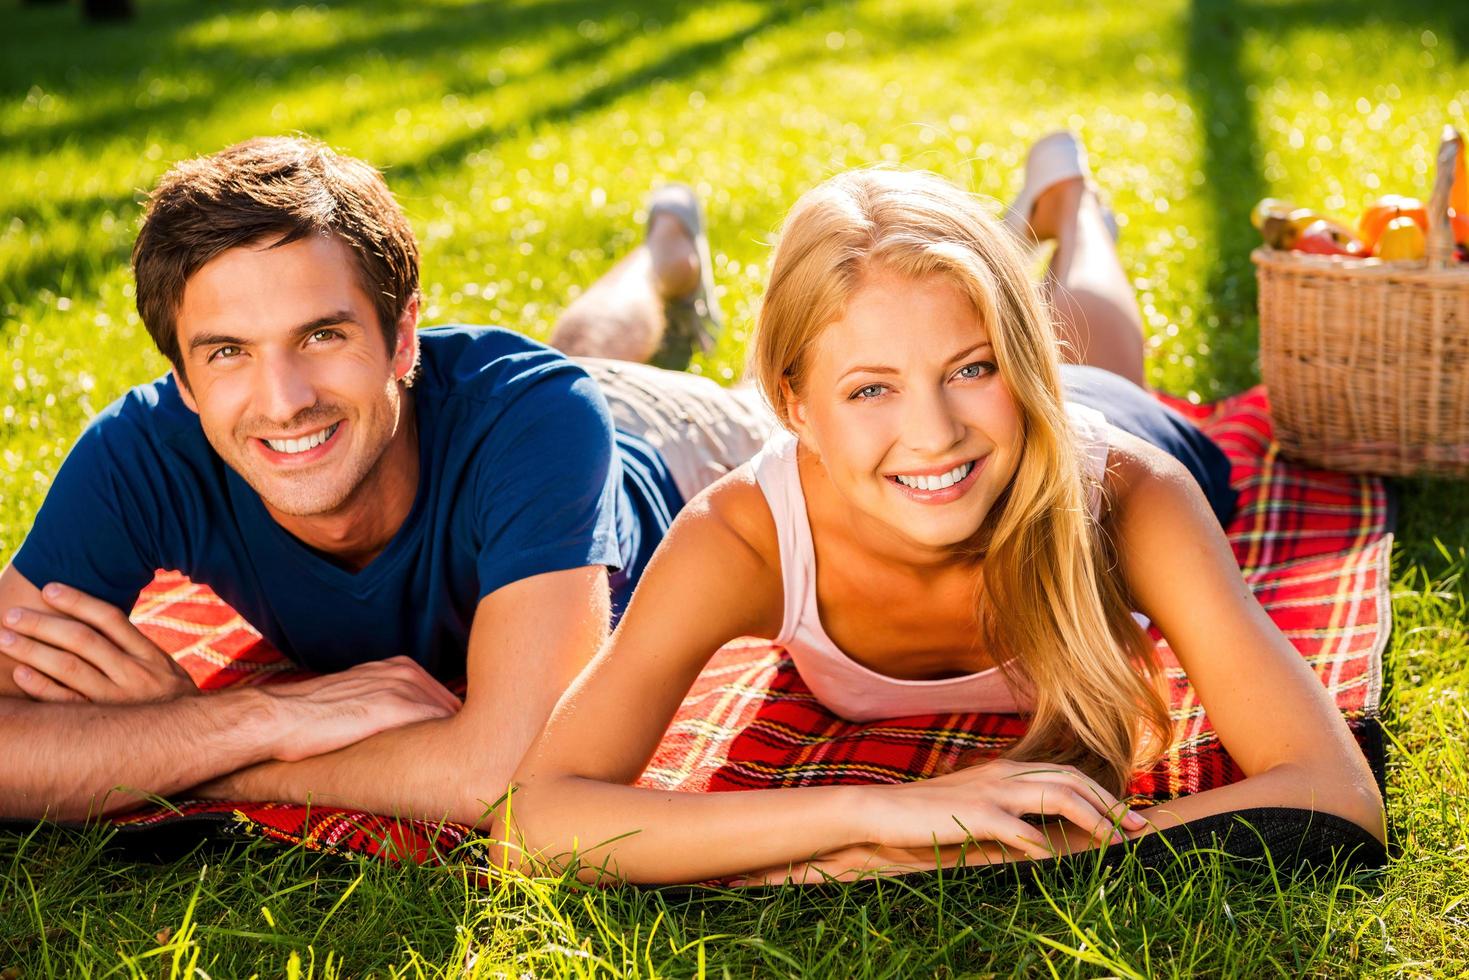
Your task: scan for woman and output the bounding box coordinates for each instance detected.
[503,138,1385,885]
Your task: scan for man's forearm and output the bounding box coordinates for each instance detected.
[196,567,617,828]
[1,656,462,822]
[194,709,516,827]
[0,690,283,820]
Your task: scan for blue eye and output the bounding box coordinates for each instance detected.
[954,361,996,381]
[850,383,888,400]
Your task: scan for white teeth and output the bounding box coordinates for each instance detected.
[265,422,338,455]
[894,461,974,491]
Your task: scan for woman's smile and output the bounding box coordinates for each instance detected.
[884,454,986,504]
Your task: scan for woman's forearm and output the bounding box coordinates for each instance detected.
[1128,761,1385,843]
[736,760,1387,885]
[506,758,1383,886]
[506,777,871,884]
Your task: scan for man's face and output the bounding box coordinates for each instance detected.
[173,233,417,521]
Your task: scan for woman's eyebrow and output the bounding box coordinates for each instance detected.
[836,340,995,383]
[946,340,993,362]
[838,363,899,379]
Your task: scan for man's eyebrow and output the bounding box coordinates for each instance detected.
[187,331,248,353]
[290,311,359,338]
[185,311,359,353]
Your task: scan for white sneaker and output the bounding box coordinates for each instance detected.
[1004,130,1119,243]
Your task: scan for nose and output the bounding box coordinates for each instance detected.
[254,350,318,425]
[901,384,966,458]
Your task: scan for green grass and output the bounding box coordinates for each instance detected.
[3,0,1468,973]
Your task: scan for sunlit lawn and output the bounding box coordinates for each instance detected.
[3,0,1468,974]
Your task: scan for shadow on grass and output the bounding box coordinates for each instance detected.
[9,0,709,150]
[1186,0,1268,394]
[3,0,823,308]
[1235,0,1469,59]
[0,190,142,321]
[389,2,813,183]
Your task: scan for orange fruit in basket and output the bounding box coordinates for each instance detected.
[1358,195,1428,252]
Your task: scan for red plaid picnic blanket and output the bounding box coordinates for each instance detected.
[110,386,1391,866]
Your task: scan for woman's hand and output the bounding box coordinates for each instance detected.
[859,759,1148,860]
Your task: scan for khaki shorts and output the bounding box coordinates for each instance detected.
[577,358,777,505]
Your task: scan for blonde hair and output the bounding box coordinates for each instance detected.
[751,168,1171,794]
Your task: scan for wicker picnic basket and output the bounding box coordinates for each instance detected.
[1252,127,1469,477]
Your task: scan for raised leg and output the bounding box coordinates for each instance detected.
[548,214,700,363]
[1030,180,1147,388]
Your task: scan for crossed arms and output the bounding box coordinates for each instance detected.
[0,561,608,826]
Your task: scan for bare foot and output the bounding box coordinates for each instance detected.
[648,213,700,300]
[1027,177,1086,242]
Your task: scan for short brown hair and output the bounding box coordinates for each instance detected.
[132,136,420,371]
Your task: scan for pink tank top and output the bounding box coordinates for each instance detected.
[750,403,1111,722]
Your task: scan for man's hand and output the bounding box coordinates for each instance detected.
[181,566,610,824]
[259,656,462,762]
[195,654,462,800]
[0,566,466,820]
[1,582,198,704]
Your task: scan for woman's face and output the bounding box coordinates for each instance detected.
[786,267,1024,557]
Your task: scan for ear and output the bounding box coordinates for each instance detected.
[391,295,420,382]
[780,376,817,451]
[171,366,199,414]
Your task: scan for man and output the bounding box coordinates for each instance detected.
[0,136,770,825]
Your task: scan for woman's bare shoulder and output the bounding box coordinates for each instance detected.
[677,462,782,571]
[1099,425,1223,556]
[1101,425,1199,503]
[640,463,784,641]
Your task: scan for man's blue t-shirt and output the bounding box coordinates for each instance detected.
[11,326,681,678]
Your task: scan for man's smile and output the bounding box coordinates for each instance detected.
[254,420,344,463]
